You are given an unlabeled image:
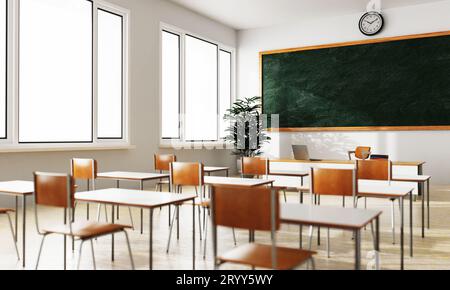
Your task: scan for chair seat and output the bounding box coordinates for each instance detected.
[181,198,210,208]
[42,221,131,240]
[218,243,315,270]
[0,208,14,214]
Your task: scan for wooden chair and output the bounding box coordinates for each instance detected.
[154,154,176,192]
[211,185,316,270]
[241,157,290,202]
[33,172,135,270]
[348,146,372,160]
[0,208,20,260]
[357,159,398,244]
[310,168,358,257]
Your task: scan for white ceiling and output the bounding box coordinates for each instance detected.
[169,0,443,30]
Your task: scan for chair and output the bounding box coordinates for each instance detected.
[348,146,371,160]
[33,172,135,270]
[211,185,316,270]
[71,158,134,230]
[0,208,20,260]
[357,159,398,244]
[310,168,358,257]
[154,154,176,192]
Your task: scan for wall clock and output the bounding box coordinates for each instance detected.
[359,11,384,36]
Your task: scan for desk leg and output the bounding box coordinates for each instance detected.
[141,181,144,235]
[15,196,18,242]
[418,165,424,197]
[192,203,196,270]
[116,181,120,220]
[22,196,26,268]
[355,229,361,270]
[149,208,154,270]
[375,217,380,270]
[410,191,413,258]
[400,196,404,270]
[112,205,115,262]
[427,180,430,229]
[422,182,425,239]
[299,177,304,249]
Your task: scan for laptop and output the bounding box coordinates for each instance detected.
[292,145,322,162]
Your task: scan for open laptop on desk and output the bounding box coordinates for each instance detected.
[292,145,323,162]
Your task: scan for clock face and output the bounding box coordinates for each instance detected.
[359,12,384,36]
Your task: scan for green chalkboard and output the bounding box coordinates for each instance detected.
[261,32,450,131]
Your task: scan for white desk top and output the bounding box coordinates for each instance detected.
[392,175,431,182]
[97,172,169,181]
[0,181,34,196]
[269,170,309,177]
[358,180,414,198]
[204,167,229,173]
[75,188,196,208]
[204,176,274,187]
[281,204,382,230]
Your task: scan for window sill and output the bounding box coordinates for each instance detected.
[159,141,231,150]
[0,144,136,153]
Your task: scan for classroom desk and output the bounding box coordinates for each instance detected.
[204,167,230,176]
[392,175,431,238]
[0,181,34,268]
[97,172,170,234]
[281,204,382,270]
[358,181,414,270]
[75,188,196,270]
[204,176,275,187]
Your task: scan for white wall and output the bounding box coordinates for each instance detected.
[237,0,450,184]
[0,0,237,205]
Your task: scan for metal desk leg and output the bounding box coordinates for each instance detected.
[418,165,424,197]
[112,205,115,262]
[427,180,430,229]
[22,195,26,268]
[400,196,404,270]
[422,182,425,238]
[192,203,196,270]
[149,208,154,270]
[140,181,144,235]
[355,229,361,270]
[375,217,380,270]
[410,191,413,258]
[15,196,18,242]
[116,181,120,220]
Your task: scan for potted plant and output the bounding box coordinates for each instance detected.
[223,96,271,172]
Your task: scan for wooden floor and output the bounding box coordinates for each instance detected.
[1,185,449,270]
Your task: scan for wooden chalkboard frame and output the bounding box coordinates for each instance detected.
[260,30,450,132]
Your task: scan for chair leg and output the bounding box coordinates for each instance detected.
[203,212,209,259]
[90,239,96,270]
[198,205,203,241]
[166,206,178,253]
[104,205,109,223]
[308,226,314,251]
[123,231,135,270]
[327,228,331,258]
[308,257,316,270]
[391,199,396,245]
[77,241,85,270]
[283,190,287,203]
[96,204,102,222]
[232,228,237,246]
[35,235,47,270]
[128,207,135,230]
[6,213,20,260]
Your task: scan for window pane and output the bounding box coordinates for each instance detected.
[0,0,6,139]
[161,31,180,139]
[98,9,123,139]
[19,0,92,143]
[185,35,218,141]
[219,50,231,139]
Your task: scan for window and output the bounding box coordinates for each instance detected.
[161,30,180,139]
[0,0,6,139]
[98,9,123,139]
[185,35,218,141]
[219,50,232,139]
[160,25,234,144]
[19,0,93,143]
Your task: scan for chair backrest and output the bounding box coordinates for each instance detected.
[355,146,371,160]
[154,154,177,172]
[71,158,97,180]
[34,172,75,209]
[211,185,280,231]
[170,162,204,187]
[311,168,356,197]
[241,157,269,177]
[357,159,391,181]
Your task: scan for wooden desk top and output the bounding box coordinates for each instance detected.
[204,167,230,173]
[281,204,382,230]
[97,172,169,181]
[204,176,274,187]
[75,188,196,208]
[0,181,34,196]
[271,159,425,167]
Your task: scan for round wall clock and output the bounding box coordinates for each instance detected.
[359,11,384,36]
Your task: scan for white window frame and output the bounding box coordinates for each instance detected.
[159,22,236,148]
[0,0,131,152]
